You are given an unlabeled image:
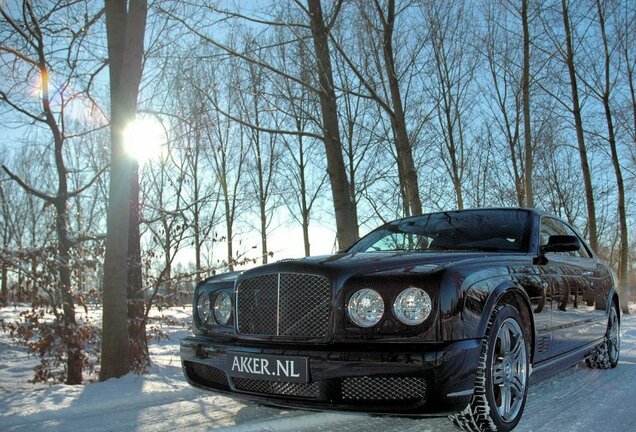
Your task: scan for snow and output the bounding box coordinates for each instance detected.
[1,304,635,432]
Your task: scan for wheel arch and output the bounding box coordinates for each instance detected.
[477,283,536,363]
[608,287,620,322]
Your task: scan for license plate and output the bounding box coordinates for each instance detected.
[227,352,309,383]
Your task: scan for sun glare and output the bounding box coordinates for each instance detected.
[123,117,167,164]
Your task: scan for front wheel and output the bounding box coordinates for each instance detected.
[450,304,530,432]
[586,304,620,369]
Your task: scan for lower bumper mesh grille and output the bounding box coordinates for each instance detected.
[341,376,427,401]
[184,361,229,390]
[233,378,320,399]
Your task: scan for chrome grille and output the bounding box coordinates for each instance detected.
[233,378,320,399]
[236,273,278,335]
[236,273,330,337]
[341,376,427,401]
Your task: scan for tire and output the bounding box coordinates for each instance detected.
[586,304,620,369]
[449,304,530,432]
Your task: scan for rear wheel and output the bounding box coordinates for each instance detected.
[586,304,619,369]
[449,304,530,432]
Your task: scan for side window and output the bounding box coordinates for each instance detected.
[540,219,558,246]
[540,217,589,258]
[560,223,593,258]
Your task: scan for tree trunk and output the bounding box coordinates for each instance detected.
[101,0,148,381]
[0,264,7,306]
[624,39,636,146]
[193,140,202,277]
[54,197,82,385]
[298,134,311,257]
[260,200,268,264]
[224,186,234,271]
[127,165,149,371]
[521,0,533,208]
[39,17,82,383]
[302,212,311,257]
[443,104,464,209]
[249,77,270,265]
[381,0,422,216]
[561,0,598,253]
[596,0,629,314]
[307,0,359,249]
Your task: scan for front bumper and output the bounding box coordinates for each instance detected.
[180,336,481,416]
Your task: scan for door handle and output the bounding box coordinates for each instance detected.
[582,271,594,277]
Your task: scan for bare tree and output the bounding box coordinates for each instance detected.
[237,43,281,264]
[161,0,359,249]
[306,0,359,247]
[521,0,534,207]
[101,0,148,381]
[1,1,106,384]
[173,86,222,277]
[196,56,248,271]
[481,2,525,206]
[577,0,629,313]
[140,150,190,309]
[559,0,599,252]
[423,0,479,209]
[333,0,423,216]
[273,36,327,256]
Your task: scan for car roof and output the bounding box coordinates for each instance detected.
[386,207,547,225]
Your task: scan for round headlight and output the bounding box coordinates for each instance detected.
[347,288,384,328]
[393,287,432,325]
[213,291,232,325]
[197,293,211,324]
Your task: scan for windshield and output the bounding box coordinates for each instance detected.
[348,209,531,253]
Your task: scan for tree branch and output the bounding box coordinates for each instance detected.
[206,5,309,28]
[192,82,325,141]
[159,7,322,95]
[1,165,55,202]
[67,164,110,198]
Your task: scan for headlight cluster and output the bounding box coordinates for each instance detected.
[196,293,211,324]
[213,291,232,325]
[196,291,232,326]
[346,287,431,327]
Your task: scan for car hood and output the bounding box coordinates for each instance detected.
[228,251,522,282]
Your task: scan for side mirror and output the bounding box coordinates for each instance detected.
[540,235,580,254]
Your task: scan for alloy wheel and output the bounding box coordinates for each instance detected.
[491,318,527,422]
[608,307,620,363]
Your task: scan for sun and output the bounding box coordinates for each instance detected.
[123,116,167,164]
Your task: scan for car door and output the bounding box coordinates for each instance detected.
[540,217,606,357]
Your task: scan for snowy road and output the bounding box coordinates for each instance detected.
[1,306,635,432]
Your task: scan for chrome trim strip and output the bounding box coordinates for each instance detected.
[234,278,240,333]
[276,273,281,336]
[446,388,474,397]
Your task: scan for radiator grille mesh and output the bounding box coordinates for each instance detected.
[236,273,330,337]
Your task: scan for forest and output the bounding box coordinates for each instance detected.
[0,0,634,384]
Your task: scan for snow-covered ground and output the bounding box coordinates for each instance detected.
[1,304,635,432]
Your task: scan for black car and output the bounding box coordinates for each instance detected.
[180,208,620,432]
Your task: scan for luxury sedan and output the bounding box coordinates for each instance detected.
[180,208,620,432]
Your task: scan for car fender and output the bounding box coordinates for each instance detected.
[476,283,532,334]
[607,286,620,319]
